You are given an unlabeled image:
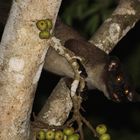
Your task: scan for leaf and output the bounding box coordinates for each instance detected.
[85,14,100,36]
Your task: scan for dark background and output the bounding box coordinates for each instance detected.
[0,0,140,139]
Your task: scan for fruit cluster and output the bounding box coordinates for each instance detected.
[36,127,80,140]
[36,19,53,39]
[96,124,111,140]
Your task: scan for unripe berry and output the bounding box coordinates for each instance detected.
[67,134,80,140]
[36,20,48,31]
[63,127,74,136]
[46,19,53,29]
[39,31,50,39]
[45,130,55,140]
[37,130,45,140]
[55,130,64,140]
[99,133,111,140]
[63,135,68,140]
[96,124,107,135]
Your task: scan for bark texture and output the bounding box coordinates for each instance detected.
[0,0,62,139]
[38,78,72,126]
[90,0,140,54]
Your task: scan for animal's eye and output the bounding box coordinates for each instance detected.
[124,86,129,95]
[116,74,123,83]
[123,85,133,101]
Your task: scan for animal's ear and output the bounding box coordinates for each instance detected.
[106,56,120,72]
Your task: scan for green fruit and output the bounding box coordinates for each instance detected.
[96,124,107,135]
[99,133,111,140]
[63,127,74,136]
[39,31,50,39]
[67,134,80,140]
[46,19,53,29]
[55,130,64,140]
[37,130,46,140]
[63,135,68,140]
[36,20,48,31]
[45,130,55,140]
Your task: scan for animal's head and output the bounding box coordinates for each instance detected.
[104,56,135,102]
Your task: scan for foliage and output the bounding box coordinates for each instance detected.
[60,0,117,38]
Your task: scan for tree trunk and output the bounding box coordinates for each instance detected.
[0,0,62,139]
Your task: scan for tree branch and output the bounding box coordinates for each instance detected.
[89,0,140,54]
[37,0,140,130]
[37,78,72,126]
